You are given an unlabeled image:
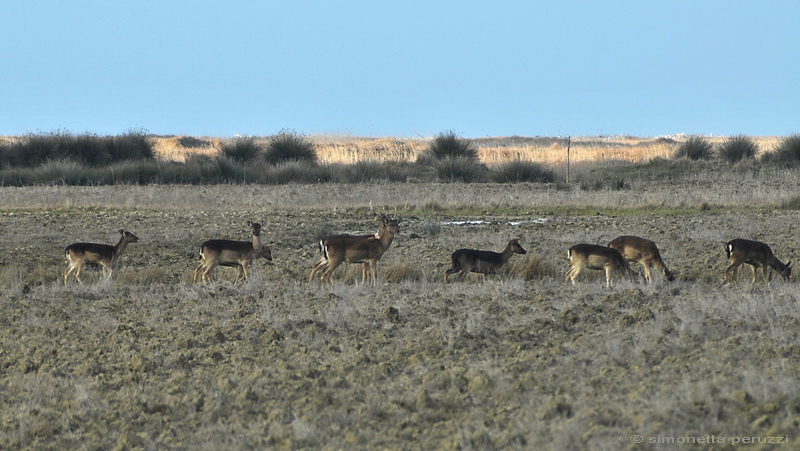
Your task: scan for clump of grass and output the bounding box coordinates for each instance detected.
[219,137,263,163]
[430,157,488,183]
[421,220,442,237]
[419,130,478,162]
[780,196,800,210]
[762,134,800,165]
[717,135,758,163]
[0,129,154,167]
[673,136,714,160]
[264,131,318,165]
[492,160,556,183]
[508,256,558,280]
[265,161,329,184]
[382,263,426,282]
[576,174,628,191]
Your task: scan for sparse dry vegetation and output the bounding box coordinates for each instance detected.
[1,134,799,449]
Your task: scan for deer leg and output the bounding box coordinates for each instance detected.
[64,263,77,285]
[201,262,218,284]
[368,261,378,285]
[565,266,581,285]
[321,260,342,285]
[193,262,206,283]
[235,263,249,283]
[643,262,653,284]
[724,262,741,284]
[100,262,113,280]
[309,258,328,283]
[605,266,613,287]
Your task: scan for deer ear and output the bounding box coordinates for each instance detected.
[119,229,124,235]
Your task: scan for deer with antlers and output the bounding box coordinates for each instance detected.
[64,229,139,285]
[309,214,401,285]
[445,237,527,282]
[724,238,791,284]
[194,221,272,283]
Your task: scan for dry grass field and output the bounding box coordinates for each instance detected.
[150,134,783,166]
[1,138,799,449]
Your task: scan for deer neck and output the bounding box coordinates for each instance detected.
[377,230,396,251]
[500,243,516,263]
[767,255,787,272]
[113,237,129,261]
[251,233,263,252]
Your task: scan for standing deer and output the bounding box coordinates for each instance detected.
[194,221,272,284]
[64,229,139,285]
[724,238,792,284]
[565,243,633,287]
[309,214,401,285]
[444,238,527,282]
[608,235,675,283]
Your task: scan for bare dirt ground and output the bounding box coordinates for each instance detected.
[1,181,799,449]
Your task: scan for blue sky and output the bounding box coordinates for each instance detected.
[2,1,798,138]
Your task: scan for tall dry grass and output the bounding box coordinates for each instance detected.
[149,134,783,167]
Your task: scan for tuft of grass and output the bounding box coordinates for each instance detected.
[762,134,800,165]
[421,220,442,237]
[508,255,558,280]
[382,263,426,282]
[0,129,153,167]
[717,135,758,163]
[265,161,329,184]
[491,160,556,183]
[264,131,318,165]
[219,137,263,163]
[430,157,488,183]
[673,136,714,160]
[418,130,477,162]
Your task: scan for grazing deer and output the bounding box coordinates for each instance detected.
[444,238,527,282]
[608,235,675,283]
[724,238,792,284]
[565,243,633,287]
[64,229,139,285]
[194,221,272,284]
[309,214,401,285]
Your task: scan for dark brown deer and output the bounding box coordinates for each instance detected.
[608,235,674,283]
[64,229,139,285]
[565,243,633,287]
[724,238,791,284]
[194,221,272,283]
[309,214,401,285]
[444,238,527,282]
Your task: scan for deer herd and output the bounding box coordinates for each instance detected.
[62,215,793,287]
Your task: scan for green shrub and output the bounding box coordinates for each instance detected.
[431,157,488,182]
[264,131,317,165]
[673,136,714,160]
[492,160,556,183]
[420,130,477,162]
[219,137,263,163]
[717,135,758,163]
[763,134,800,165]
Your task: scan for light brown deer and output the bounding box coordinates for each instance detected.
[64,229,139,285]
[565,243,633,287]
[310,214,401,285]
[194,221,272,284]
[444,238,527,282]
[724,238,792,284]
[608,235,674,283]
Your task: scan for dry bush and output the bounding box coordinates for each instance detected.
[382,263,426,282]
[508,255,559,280]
